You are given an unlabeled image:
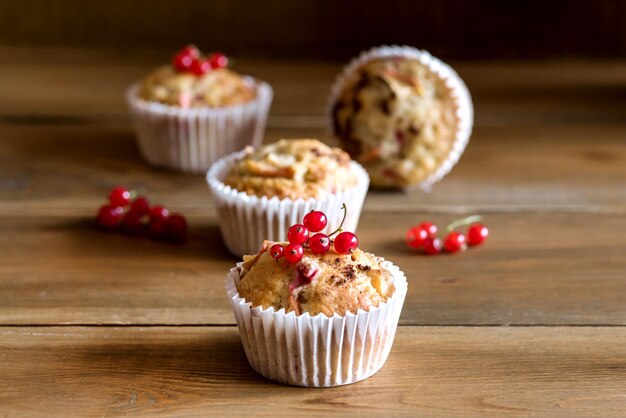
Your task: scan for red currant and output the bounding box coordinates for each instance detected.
[309,233,330,254]
[303,211,327,232]
[150,205,170,222]
[121,210,145,235]
[182,45,200,59]
[334,231,358,254]
[96,205,124,230]
[148,218,168,240]
[284,244,303,264]
[444,232,466,253]
[467,223,489,246]
[270,244,284,259]
[423,237,443,255]
[165,214,188,242]
[109,187,131,207]
[287,224,309,244]
[172,45,200,72]
[190,58,212,75]
[210,52,228,69]
[130,196,150,216]
[419,222,438,238]
[406,226,428,248]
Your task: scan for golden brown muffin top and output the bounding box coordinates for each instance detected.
[236,242,395,317]
[223,139,358,200]
[139,65,255,108]
[332,57,459,188]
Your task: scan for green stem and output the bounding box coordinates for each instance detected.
[328,203,348,237]
[446,215,482,232]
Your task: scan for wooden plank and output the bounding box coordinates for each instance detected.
[1,51,626,125]
[0,326,624,416]
[0,212,624,326]
[0,123,624,213]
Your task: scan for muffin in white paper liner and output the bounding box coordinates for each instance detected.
[327,45,473,191]
[225,258,407,387]
[206,149,370,257]
[126,79,273,173]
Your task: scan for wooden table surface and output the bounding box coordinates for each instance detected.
[0,49,625,417]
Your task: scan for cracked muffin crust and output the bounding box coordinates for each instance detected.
[139,65,255,108]
[223,139,358,200]
[236,241,396,317]
[332,57,459,188]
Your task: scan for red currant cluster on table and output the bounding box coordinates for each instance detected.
[406,215,488,255]
[96,186,188,242]
[270,204,359,264]
[172,45,228,76]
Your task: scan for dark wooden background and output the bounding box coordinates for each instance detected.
[1,0,626,60]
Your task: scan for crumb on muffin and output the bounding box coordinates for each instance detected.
[332,57,459,188]
[223,139,358,200]
[237,241,395,317]
[139,65,256,108]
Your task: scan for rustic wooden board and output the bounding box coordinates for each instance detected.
[0,326,624,417]
[1,212,624,326]
[0,123,624,214]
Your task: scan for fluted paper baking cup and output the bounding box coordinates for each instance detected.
[206,149,370,257]
[327,45,473,190]
[126,79,273,173]
[226,257,407,387]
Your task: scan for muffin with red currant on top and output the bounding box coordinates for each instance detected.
[225,208,408,387]
[207,139,370,257]
[126,44,273,173]
[329,45,473,189]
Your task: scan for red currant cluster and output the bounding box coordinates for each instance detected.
[270,204,359,264]
[96,186,188,242]
[406,215,488,255]
[172,45,228,76]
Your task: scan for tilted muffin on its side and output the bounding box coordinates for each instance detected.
[223,139,358,200]
[140,65,256,108]
[330,46,473,189]
[237,242,395,317]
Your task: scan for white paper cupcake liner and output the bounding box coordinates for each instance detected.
[225,257,407,387]
[327,45,473,191]
[126,78,273,174]
[206,149,370,257]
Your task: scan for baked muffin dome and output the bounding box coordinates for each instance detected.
[237,242,395,317]
[332,57,459,188]
[139,65,255,108]
[223,139,358,200]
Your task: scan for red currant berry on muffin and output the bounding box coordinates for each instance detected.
[121,210,145,235]
[423,237,443,255]
[130,196,150,216]
[287,224,309,244]
[444,232,466,253]
[284,244,304,264]
[172,45,199,72]
[334,231,358,254]
[96,205,124,230]
[405,226,429,248]
[303,211,327,233]
[309,233,331,254]
[109,186,131,207]
[190,58,212,76]
[269,244,284,259]
[210,52,228,69]
[467,223,489,246]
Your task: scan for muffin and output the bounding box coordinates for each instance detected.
[329,45,473,189]
[126,45,273,173]
[207,139,369,257]
[226,214,408,386]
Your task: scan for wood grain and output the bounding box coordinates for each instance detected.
[0,123,624,214]
[0,326,624,417]
[1,212,624,326]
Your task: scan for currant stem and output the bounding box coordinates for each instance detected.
[446,215,482,232]
[328,203,348,238]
